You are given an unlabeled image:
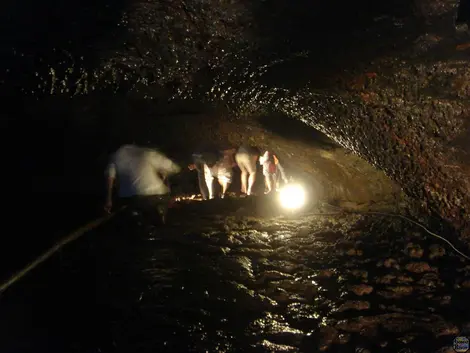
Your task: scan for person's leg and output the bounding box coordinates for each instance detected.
[262,163,270,194]
[241,170,248,194]
[115,197,141,229]
[126,196,146,226]
[265,174,274,194]
[237,154,248,194]
[131,196,162,227]
[218,169,232,198]
[196,162,209,200]
[247,171,256,195]
[155,194,170,225]
[274,172,280,191]
[246,155,258,195]
[204,164,215,199]
[219,179,231,198]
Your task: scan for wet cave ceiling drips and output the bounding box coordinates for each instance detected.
[2,0,470,238]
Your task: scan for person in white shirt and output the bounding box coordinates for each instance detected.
[104,144,181,224]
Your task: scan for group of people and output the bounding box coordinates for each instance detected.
[189,144,288,200]
[103,143,288,224]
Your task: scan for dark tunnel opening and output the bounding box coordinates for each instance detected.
[0,0,128,66]
[457,0,470,24]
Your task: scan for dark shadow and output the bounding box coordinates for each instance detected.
[258,113,341,150]
[0,192,105,281]
[250,0,413,48]
[249,0,420,91]
[457,0,470,25]
[0,0,129,96]
[0,198,279,352]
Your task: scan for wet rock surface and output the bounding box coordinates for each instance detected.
[1,196,469,352]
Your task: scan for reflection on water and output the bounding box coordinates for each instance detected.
[0,196,469,352]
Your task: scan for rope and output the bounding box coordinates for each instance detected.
[0,206,126,295]
[318,202,470,261]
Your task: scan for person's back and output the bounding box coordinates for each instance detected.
[104,144,181,224]
[238,144,259,157]
[199,151,220,168]
[107,144,181,198]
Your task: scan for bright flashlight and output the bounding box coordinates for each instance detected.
[278,184,306,210]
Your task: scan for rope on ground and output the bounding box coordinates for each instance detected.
[0,206,127,295]
[319,202,470,261]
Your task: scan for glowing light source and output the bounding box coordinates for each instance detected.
[278,184,306,210]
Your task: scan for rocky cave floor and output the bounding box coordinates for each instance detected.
[1,194,470,353]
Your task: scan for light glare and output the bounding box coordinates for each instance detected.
[279,184,306,209]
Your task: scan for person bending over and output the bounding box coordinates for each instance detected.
[104,144,181,225]
[188,147,219,200]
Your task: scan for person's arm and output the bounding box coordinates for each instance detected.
[151,151,181,176]
[277,163,288,183]
[259,154,266,165]
[104,162,117,212]
[163,158,181,175]
[274,155,288,183]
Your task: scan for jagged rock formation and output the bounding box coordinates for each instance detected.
[3,0,470,238]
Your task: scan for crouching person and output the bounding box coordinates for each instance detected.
[104,144,181,225]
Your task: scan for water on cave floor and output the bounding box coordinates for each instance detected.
[0,195,468,353]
